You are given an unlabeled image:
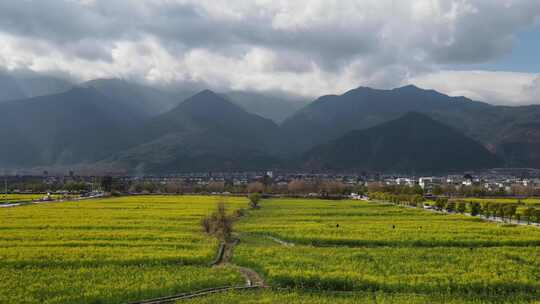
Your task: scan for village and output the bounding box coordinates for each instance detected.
[4,167,540,197]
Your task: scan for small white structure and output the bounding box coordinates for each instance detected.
[395,178,415,186]
[350,193,369,200]
[418,177,443,190]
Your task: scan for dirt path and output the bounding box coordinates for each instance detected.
[237,266,266,287]
[214,239,267,288]
[127,286,259,304]
[267,236,295,247]
[129,207,268,303]
[128,239,266,304]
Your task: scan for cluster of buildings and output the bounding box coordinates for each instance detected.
[380,172,540,195]
[4,168,540,195]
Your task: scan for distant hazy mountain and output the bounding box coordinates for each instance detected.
[224,91,310,123]
[3,79,540,173]
[282,85,540,167]
[0,73,26,101]
[303,112,502,173]
[17,76,73,98]
[81,78,181,119]
[0,87,138,168]
[106,90,282,173]
[0,73,72,102]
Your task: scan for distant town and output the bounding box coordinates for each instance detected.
[4,167,540,197]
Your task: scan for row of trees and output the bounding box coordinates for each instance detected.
[5,181,86,193]
[366,184,423,196]
[431,184,540,197]
[113,179,363,197]
[371,192,540,224]
[435,199,540,224]
[369,192,424,207]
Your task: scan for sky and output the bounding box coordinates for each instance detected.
[0,0,539,105]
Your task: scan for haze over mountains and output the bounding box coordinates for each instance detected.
[1,75,540,174]
[0,72,73,102]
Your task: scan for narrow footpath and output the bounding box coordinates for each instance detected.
[128,225,266,304]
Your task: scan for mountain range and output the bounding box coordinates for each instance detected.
[103,90,281,173]
[1,76,540,174]
[302,112,502,173]
[281,85,540,167]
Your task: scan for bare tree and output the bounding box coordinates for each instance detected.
[165,182,183,194]
[247,182,265,194]
[321,181,346,195]
[207,181,226,193]
[201,202,235,242]
[288,179,309,194]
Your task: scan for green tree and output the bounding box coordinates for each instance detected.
[480,202,492,218]
[434,198,447,211]
[503,205,517,223]
[535,209,540,223]
[457,201,467,214]
[412,185,424,196]
[248,193,261,209]
[488,203,499,219]
[494,204,505,220]
[469,202,481,216]
[445,201,456,213]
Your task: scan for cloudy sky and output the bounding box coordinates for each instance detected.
[0,0,539,105]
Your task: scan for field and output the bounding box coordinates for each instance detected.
[0,194,52,204]
[0,196,245,303]
[462,197,540,207]
[228,199,540,303]
[1,196,539,303]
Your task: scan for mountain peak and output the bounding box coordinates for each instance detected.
[344,85,428,97]
[198,89,217,95]
[304,111,501,173]
[393,84,423,91]
[182,89,237,108]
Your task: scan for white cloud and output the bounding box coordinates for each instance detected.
[409,70,540,105]
[0,0,539,103]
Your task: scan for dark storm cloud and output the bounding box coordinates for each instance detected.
[0,0,537,67]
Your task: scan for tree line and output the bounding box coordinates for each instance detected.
[369,192,540,224]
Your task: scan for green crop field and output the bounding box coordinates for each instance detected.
[0,194,52,204]
[1,196,539,303]
[463,197,540,207]
[228,199,540,303]
[0,196,245,303]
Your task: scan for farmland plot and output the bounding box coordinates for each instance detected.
[229,199,540,303]
[0,196,245,304]
[2,196,539,303]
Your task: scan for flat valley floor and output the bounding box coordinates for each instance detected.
[1,196,539,303]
